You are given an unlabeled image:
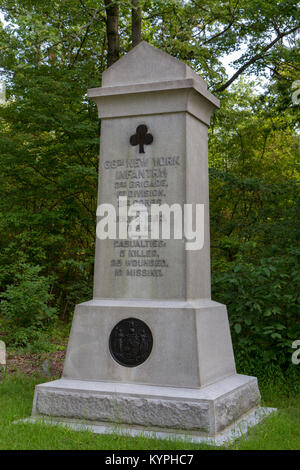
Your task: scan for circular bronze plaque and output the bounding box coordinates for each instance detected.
[109,318,153,367]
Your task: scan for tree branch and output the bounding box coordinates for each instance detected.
[214,24,300,93]
[67,9,99,65]
[202,0,240,44]
[202,19,235,44]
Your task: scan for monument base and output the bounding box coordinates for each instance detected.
[32,374,261,437]
[24,407,275,446]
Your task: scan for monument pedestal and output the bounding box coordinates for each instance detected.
[58,299,237,388]
[32,298,261,437]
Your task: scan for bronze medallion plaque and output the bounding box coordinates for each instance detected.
[109,318,153,367]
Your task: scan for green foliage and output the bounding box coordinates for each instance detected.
[0,2,299,374]
[209,79,299,370]
[212,251,300,367]
[0,264,58,347]
[0,1,100,321]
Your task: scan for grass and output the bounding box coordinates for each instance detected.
[0,372,299,450]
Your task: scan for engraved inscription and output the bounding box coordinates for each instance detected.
[101,124,182,281]
[102,152,181,280]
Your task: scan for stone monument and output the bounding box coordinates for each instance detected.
[0,340,6,369]
[32,42,263,439]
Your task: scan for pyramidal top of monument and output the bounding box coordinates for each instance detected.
[102,41,207,90]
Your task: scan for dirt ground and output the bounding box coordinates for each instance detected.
[1,350,66,378]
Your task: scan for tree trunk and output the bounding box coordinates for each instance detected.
[132,0,142,47]
[104,0,120,67]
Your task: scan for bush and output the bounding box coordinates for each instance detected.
[0,263,58,348]
[212,249,300,369]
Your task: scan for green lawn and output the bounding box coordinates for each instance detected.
[0,373,299,450]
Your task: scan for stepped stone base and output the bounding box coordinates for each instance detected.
[32,374,260,437]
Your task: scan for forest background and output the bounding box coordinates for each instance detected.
[0,0,299,388]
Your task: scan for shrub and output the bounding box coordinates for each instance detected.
[0,263,58,348]
[212,248,300,369]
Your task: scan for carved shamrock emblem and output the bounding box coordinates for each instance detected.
[130,125,153,153]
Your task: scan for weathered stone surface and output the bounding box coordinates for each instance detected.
[35,392,211,432]
[25,407,277,446]
[33,375,260,436]
[214,380,261,433]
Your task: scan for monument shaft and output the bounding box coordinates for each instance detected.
[94,112,211,300]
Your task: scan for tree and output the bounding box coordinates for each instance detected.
[104,0,120,66]
[141,0,300,93]
[132,0,142,47]
[0,1,299,367]
[208,78,299,368]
